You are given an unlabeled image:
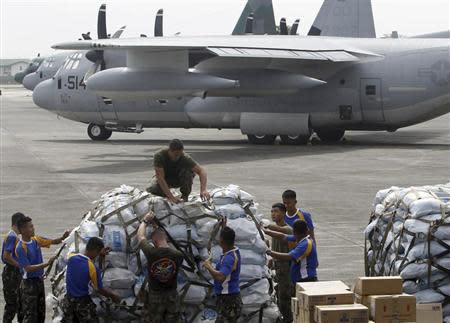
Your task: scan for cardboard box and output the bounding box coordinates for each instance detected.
[296,280,350,296]
[314,304,369,323]
[291,297,299,315]
[355,293,370,308]
[416,303,443,323]
[369,294,416,323]
[354,276,403,296]
[298,289,355,311]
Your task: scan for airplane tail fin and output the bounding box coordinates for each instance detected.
[232,0,277,35]
[308,0,376,38]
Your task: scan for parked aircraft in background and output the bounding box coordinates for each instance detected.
[29,2,450,144]
[14,55,44,84]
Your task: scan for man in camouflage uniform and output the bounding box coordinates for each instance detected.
[61,237,120,323]
[203,220,242,323]
[264,203,294,323]
[2,212,26,323]
[147,139,210,203]
[137,212,184,323]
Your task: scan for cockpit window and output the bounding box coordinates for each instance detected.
[63,52,83,70]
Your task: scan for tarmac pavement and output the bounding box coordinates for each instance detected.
[1,85,449,321]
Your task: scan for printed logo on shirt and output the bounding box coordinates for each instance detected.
[149,258,177,283]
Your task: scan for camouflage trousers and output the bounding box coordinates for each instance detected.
[141,289,181,323]
[20,278,46,323]
[275,272,293,323]
[215,293,242,323]
[61,295,99,323]
[2,264,23,323]
[147,169,194,200]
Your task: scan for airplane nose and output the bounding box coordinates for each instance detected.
[14,72,26,84]
[33,79,55,110]
[23,73,39,91]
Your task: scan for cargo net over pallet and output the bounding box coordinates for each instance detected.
[364,184,450,322]
[47,185,279,323]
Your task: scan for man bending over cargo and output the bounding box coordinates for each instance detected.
[147,139,210,203]
[203,219,242,323]
[264,220,318,296]
[138,212,184,323]
[263,203,293,323]
[62,237,120,323]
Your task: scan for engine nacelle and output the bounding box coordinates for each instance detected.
[86,67,239,99]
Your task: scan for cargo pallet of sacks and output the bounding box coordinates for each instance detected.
[47,184,280,322]
[291,277,444,323]
[364,184,450,322]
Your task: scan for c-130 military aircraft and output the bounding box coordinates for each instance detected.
[32,1,450,145]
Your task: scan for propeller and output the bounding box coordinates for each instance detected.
[280,18,288,35]
[98,4,107,39]
[245,13,254,34]
[154,9,163,37]
[85,4,109,78]
[290,19,300,35]
[112,26,126,39]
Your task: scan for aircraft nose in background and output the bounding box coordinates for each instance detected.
[33,79,54,110]
[23,73,39,91]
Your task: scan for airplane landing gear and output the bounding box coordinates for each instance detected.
[88,123,112,141]
[315,129,345,142]
[247,134,276,145]
[280,135,310,145]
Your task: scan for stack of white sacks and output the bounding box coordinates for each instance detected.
[364,184,450,322]
[48,184,279,322]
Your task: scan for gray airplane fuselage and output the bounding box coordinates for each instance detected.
[33,37,450,135]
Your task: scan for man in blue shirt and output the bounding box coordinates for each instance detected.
[204,220,242,323]
[282,190,316,243]
[2,212,26,323]
[15,216,69,323]
[62,237,120,323]
[264,220,318,296]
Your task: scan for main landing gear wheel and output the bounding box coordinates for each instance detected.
[87,123,112,141]
[315,129,345,142]
[247,134,277,145]
[280,135,310,145]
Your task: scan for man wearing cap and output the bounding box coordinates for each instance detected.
[147,139,210,203]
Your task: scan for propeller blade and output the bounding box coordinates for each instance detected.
[112,26,126,39]
[98,4,107,39]
[290,19,300,35]
[82,32,92,40]
[154,9,163,37]
[245,13,254,34]
[280,18,288,35]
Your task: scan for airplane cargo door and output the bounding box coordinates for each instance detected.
[360,78,385,122]
[97,97,118,121]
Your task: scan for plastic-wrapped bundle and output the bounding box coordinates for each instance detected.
[365,183,450,321]
[48,184,278,322]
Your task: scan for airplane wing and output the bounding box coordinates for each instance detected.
[52,35,383,63]
[53,36,384,98]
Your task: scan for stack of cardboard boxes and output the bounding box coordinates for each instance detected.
[291,281,368,323]
[291,277,443,323]
[354,277,416,323]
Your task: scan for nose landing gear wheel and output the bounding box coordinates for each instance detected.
[247,134,277,145]
[87,123,112,141]
[280,135,310,145]
[315,129,345,142]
